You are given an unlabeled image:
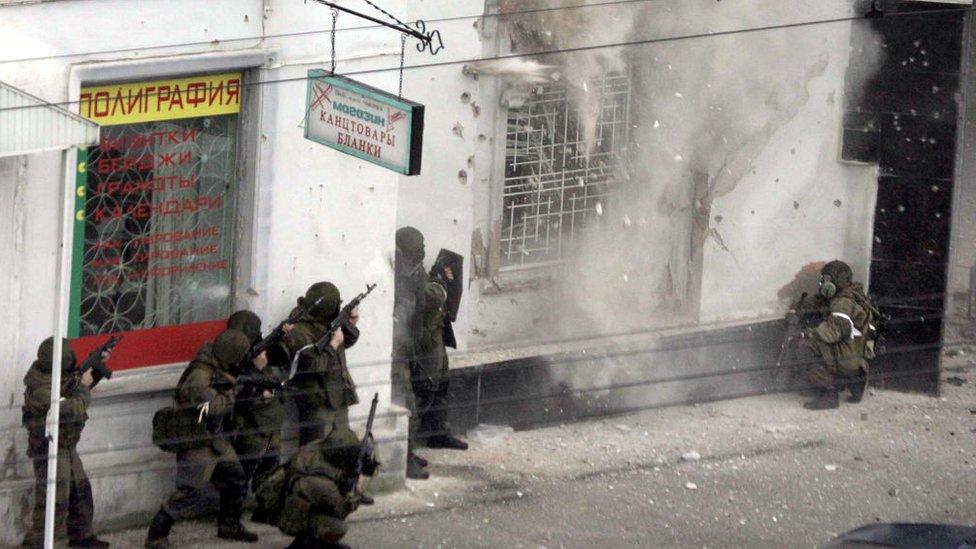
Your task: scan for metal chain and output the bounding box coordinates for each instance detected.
[330,7,339,73]
[362,0,411,30]
[398,33,406,98]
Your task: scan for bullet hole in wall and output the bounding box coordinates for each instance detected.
[834,199,843,207]
[459,170,468,185]
[461,92,471,104]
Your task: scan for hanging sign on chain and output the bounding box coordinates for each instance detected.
[304,70,424,176]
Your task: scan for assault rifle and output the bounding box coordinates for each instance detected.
[343,392,379,495]
[80,334,122,381]
[234,369,285,403]
[314,284,377,353]
[247,296,325,362]
[772,293,807,385]
[64,335,122,394]
[288,283,378,382]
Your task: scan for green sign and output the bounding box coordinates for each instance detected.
[305,70,424,176]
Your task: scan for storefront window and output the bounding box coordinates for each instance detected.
[72,73,243,368]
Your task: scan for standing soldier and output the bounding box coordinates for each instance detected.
[144,329,258,547]
[226,310,287,498]
[21,337,112,548]
[392,227,467,481]
[789,260,879,410]
[285,282,361,446]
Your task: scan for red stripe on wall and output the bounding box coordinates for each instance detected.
[70,320,226,371]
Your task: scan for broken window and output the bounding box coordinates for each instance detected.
[500,73,631,267]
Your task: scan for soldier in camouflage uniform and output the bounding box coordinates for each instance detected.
[21,337,111,548]
[226,310,287,497]
[393,227,466,481]
[144,330,258,547]
[284,282,361,446]
[254,426,377,549]
[789,260,877,410]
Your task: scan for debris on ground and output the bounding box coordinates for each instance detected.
[467,424,515,443]
[681,451,702,462]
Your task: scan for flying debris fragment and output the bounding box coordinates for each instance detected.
[462,59,561,84]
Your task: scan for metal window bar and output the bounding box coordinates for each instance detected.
[501,73,631,267]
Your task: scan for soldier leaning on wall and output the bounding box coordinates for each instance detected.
[393,227,468,482]
[145,329,259,547]
[21,337,113,548]
[787,260,882,410]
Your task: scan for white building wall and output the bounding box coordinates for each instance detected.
[0,0,409,542]
[396,1,883,359]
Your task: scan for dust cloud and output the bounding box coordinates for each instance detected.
[484,0,883,402]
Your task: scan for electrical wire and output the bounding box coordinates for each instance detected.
[0,0,669,66]
[1,4,973,114]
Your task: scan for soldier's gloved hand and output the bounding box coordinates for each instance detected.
[252,350,268,371]
[81,370,95,388]
[330,327,345,350]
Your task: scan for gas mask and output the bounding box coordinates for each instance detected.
[819,274,837,299]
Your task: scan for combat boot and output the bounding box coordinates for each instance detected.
[217,501,258,543]
[144,509,174,549]
[407,454,430,480]
[409,452,428,467]
[847,370,867,403]
[427,434,468,450]
[217,521,259,543]
[803,388,839,410]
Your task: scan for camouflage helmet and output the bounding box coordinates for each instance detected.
[395,226,425,256]
[820,260,853,290]
[227,310,262,343]
[37,337,76,373]
[300,281,341,321]
[213,329,251,368]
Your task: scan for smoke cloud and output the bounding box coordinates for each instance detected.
[489,0,883,401]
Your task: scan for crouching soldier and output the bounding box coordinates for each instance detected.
[254,426,378,549]
[145,329,258,547]
[21,337,113,548]
[789,260,880,410]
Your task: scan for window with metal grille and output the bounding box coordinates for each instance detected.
[500,73,631,267]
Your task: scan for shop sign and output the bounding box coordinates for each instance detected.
[305,70,424,176]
